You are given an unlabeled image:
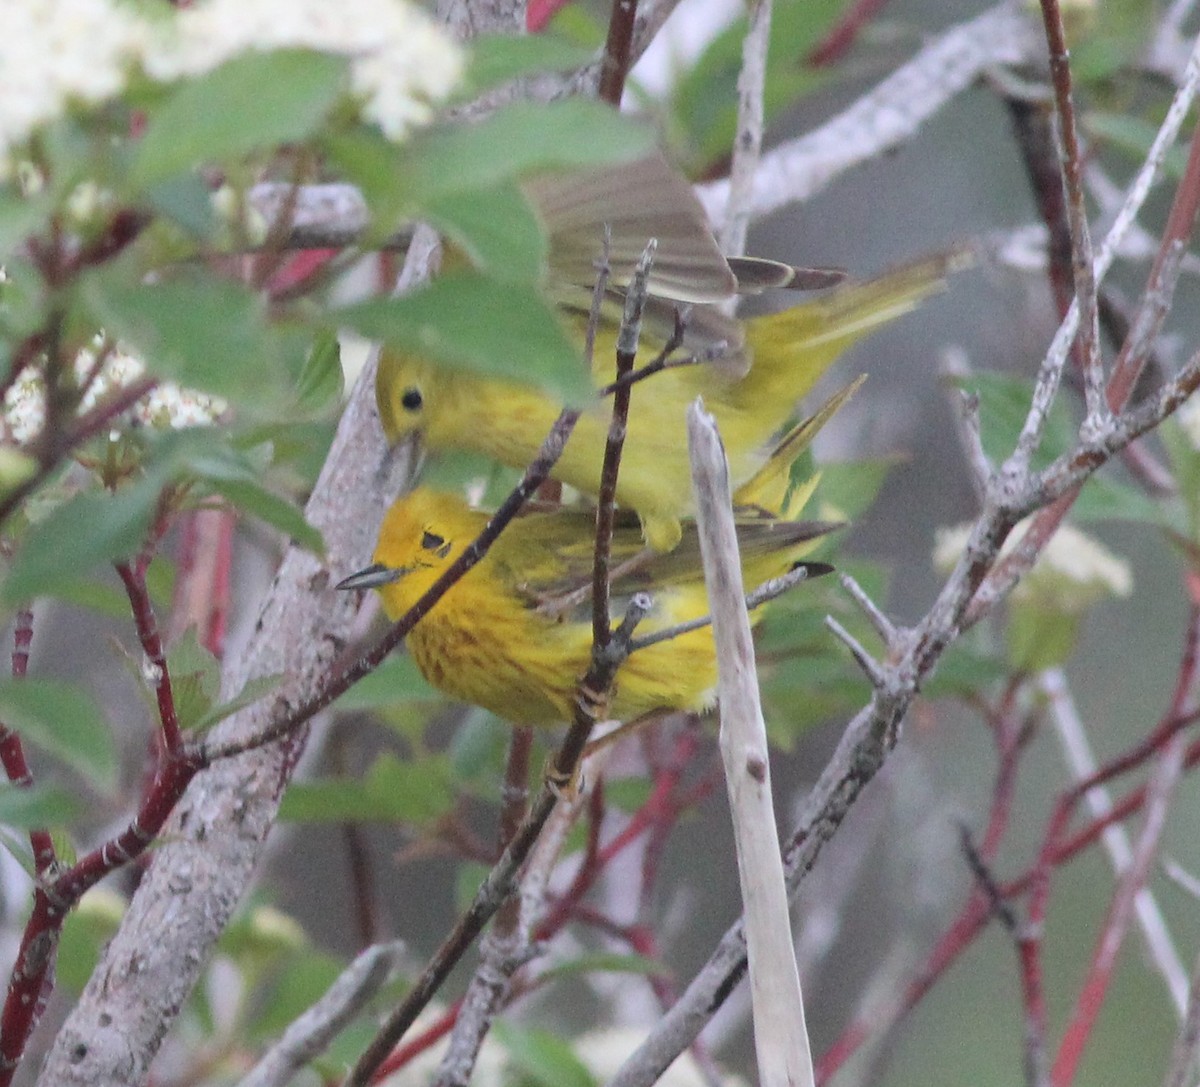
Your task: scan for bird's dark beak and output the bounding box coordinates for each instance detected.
[336,563,406,591]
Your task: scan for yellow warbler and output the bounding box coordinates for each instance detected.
[377,253,952,551]
[340,380,853,726]
[520,152,844,308]
[337,488,833,728]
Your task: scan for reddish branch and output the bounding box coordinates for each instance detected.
[0,609,55,878]
[373,1005,460,1081]
[117,561,183,753]
[1108,118,1200,410]
[0,556,204,1084]
[597,0,640,107]
[817,609,1200,1083]
[365,727,716,1084]
[1051,736,1186,1085]
[807,0,893,67]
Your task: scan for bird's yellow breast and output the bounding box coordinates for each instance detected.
[395,570,722,728]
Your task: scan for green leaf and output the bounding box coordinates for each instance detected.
[447,707,510,782]
[0,679,117,792]
[334,654,433,711]
[146,554,176,610]
[296,331,344,416]
[82,268,285,406]
[144,173,219,239]
[133,50,348,186]
[163,628,220,731]
[1,480,161,605]
[248,951,345,1041]
[335,272,589,403]
[813,457,895,523]
[538,951,663,983]
[403,100,653,203]
[666,1,833,170]
[0,783,79,828]
[954,371,1078,470]
[1074,472,1173,526]
[427,180,547,283]
[1008,604,1081,673]
[207,478,323,553]
[455,860,490,912]
[57,888,126,993]
[921,638,1009,699]
[0,827,34,878]
[279,753,455,825]
[464,33,596,96]
[193,673,281,733]
[0,189,52,262]
[418,447,519,496]
[602,776,652,814]
[1160,417,1200,537]
[41,578,130,619]
[321,129,413,235]
[492,1021,596,1087]
[1085,112,1190,179]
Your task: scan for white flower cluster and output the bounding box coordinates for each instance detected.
[3,338,226,446]
[0,0,463,175]
[933,518,1132,614]
[147,0,463,140]
[0,0,146,179]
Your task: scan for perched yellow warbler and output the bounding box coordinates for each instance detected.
[337,487,833,727]
[340,377,854,726]
[377,254,954,552]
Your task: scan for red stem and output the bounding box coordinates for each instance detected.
[1108,117,1200,411]
[817,631,1200,1084]
[116,561,183,753]
[807,0,893,67]
[0,610,56,876]
[372,1004,460,1081]
[0,746,202,1083]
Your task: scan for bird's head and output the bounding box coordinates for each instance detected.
[375,350,449,443]
[337,488,481,614]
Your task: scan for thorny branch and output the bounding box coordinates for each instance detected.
[610,23,1200,1087]
[22,5,1200,1087]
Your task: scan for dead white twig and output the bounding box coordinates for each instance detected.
[237,942,406,1087]
[1039,668,1189,1015]
[687,401,814,1087]
[719,0,771,260]
[697,4,1042,229]
[1163,949,1200,1087]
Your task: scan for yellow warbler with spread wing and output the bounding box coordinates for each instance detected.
[377,254,954,551]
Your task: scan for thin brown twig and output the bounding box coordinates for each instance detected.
[345,239,662,1087]
[429,721,536,1087]
[592,241,654,650]
[597,0,640,106]
[1036,0,1106,423]
[1163,950,1200,1087]
[807,0,893,67]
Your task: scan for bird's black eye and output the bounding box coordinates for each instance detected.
[400,387,423,412]
[420,530,445,552]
